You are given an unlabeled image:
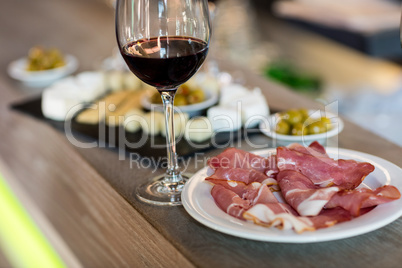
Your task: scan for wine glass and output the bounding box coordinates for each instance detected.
[115,0,211,205]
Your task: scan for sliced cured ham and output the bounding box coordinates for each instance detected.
[206,167,269,185]
[206,179,278,204]
[325,185,401,216]
[243,184,278,205]
[288,141,328,157]
[243,203,314,233]
[265,155,279,178]
[206,178,249,196]
[277,170,339,216]
[276,146,375,189]
[244,204,352,233]
[206,147,279,188]
[205,142,401,234]
[207,147,276,174]
[360,186,401,207]
[306,141,328,156]
[210,185,250,220]
[308,207,353,229]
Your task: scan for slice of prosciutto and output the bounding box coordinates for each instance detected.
[242,183,279,205]
[325,185,401,216]
[277,170,339,216]
[243,203,313,232]
[207,147,276,174]
[288,141,328,157]
[276,146,375,189]
[206,167,269,185]
[308,208,353,229]
[207,147,279,189]
[206,178,278,204]
[211,185,251,220]
[244,203,352,233]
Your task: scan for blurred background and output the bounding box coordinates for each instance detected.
[1,0,401,146]
[211,0,402,146]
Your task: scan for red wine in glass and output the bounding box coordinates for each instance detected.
[121,36,208,90]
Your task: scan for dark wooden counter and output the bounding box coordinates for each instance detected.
[1,0,402,267]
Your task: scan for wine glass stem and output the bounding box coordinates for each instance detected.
[160,89,181,182]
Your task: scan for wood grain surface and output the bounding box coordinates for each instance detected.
[0,0,193,267]
[1,0,402,267]
[0,250,11,268]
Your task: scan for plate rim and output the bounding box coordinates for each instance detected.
[182,147,402,243]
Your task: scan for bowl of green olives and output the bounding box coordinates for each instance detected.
[142,83,218,117]
[7,47,78,87]
[259,108,344,145]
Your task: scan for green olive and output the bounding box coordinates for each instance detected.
[320,117,332,130]
[187,88,205,104]
[174,94,188,106]
[278,111,286,117]
[307,121,326,134]
[304,117,316,126]
[26,46,65,71]
[286,109,303,125]
[277,108,333,135]
[291,123,308,136]
[299,108,309,121]
[28,46,44,61]
[53,60,65,68]
[48,48,62,59]
[276,120,290,135]
[178,84,191,95]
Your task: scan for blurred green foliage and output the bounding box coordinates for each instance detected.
[264,62,322,96]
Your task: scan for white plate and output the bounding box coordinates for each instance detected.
[7,54,78,87]
[141,89,218,117]
[182,148,402,243]
[259,110,344,146]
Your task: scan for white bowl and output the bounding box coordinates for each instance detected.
[7,54,78,87]
[259,109,344,146]
[141,89,218,117]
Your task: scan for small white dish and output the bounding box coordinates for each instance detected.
[259,110,344,146]
[182,148,402,243]
[141,89,218,117]
[7,54,78,87]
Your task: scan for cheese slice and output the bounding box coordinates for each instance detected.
[124,109,144,133]
[75,90,132,124]
[185,116,213,142]
[207,106,241,132]
[105,90,145,126]
[42,72,106,121]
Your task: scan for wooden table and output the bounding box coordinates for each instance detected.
[1,0,402,267]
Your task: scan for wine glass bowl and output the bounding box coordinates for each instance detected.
[115,0,211,205]
[120,36,208,90]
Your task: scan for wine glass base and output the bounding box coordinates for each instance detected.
[135,173,192,206]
